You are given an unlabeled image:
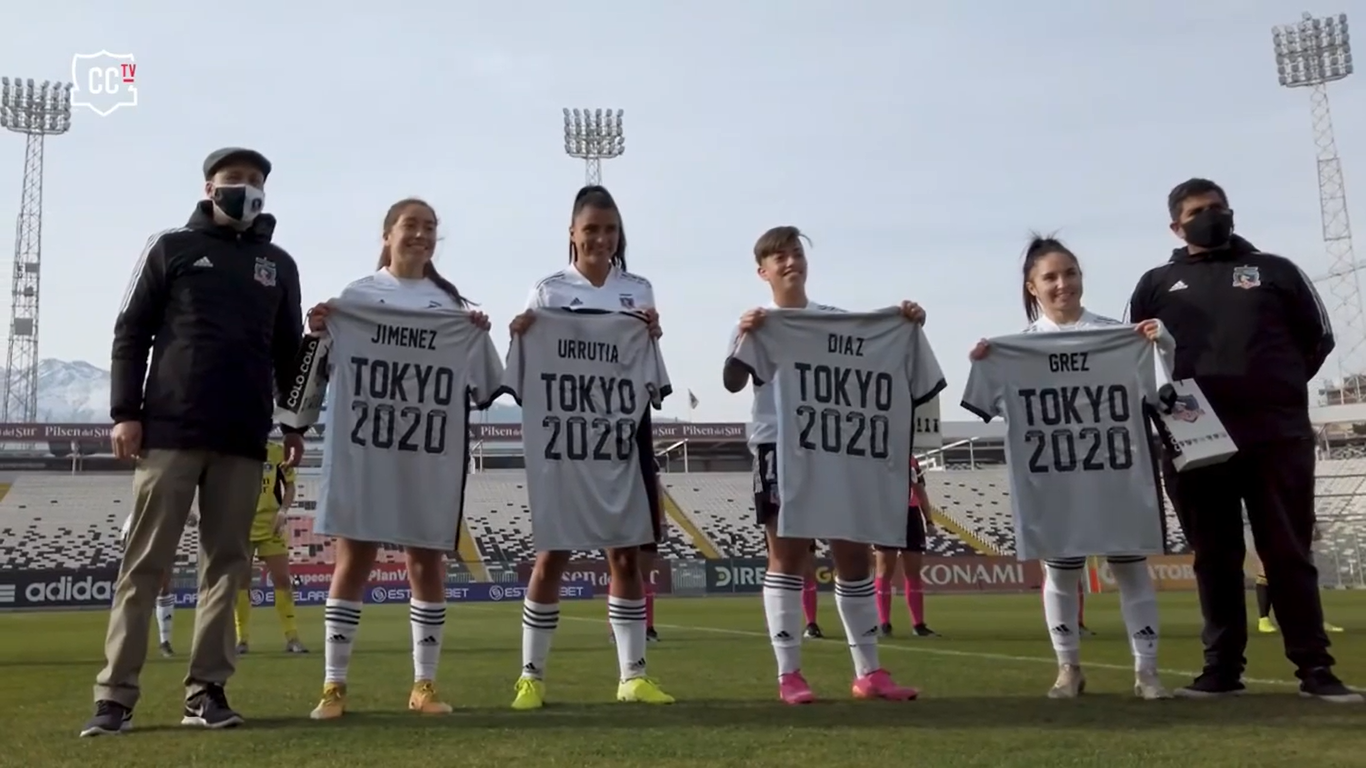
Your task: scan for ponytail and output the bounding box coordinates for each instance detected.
[423,261,472,308]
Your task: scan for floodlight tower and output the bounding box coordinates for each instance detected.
[0,78,72,423]
[1272,13,1360,403]
[563,108,624,186]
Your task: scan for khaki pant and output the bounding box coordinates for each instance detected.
[93,449,262,708]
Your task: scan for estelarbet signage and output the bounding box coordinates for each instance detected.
[0,569,119,608]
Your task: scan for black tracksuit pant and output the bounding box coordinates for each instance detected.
[1162,437,1332,677]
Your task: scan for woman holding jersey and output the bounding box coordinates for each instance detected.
[507,185,673,711]
[303,198,490,720]
[970,234,1171,700]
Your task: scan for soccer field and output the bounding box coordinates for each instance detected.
[3,591,1364,768]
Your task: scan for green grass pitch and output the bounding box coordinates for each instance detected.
[2,591,1364,767]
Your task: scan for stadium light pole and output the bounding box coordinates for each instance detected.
[1272,12,1360,405]
[0,78,71,424]
[563,108,624,187]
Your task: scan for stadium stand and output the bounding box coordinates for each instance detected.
[0,463,1352,572]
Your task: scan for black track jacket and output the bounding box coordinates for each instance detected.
[1127,235,1333,447]
[110,201,304,460]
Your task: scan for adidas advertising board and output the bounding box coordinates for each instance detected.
[0,569,118,608]
[275,333,331,429]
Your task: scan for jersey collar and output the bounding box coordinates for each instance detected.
[1032,308,1096,332]
[568,261,620,287]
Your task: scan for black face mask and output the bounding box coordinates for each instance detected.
[1182,209,1233,249]
[211,184,265,224]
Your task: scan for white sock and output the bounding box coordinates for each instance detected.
[520,599,559,680]
[1043,562,1084,666]
[1109,558,1160,672]
[607,596,648,681]
[409,599,446,682]
[155,594,175,644]
[762,572,804,678]
[834,576,880,677]
[323,598,362,685]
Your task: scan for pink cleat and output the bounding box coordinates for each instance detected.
[779,672,816,705]
[852,669,919,701]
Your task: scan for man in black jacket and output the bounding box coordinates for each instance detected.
[1129,177,1359,702]
[82,148,308,737]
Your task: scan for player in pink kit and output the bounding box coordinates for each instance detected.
[801,546,823,639]
[874,454,939,637]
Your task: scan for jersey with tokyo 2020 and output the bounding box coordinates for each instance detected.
[526,263,655,312]
[501,308,671,551]
[728,306,946,546]
[960,317,1164,561]
[315,271,504,550]
[728,301,843,452]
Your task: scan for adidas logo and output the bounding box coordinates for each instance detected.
[774,630,792,640]
[1050,624,1072,636]
[569,297,583,306]
[427,300,442,308]
[862,626,880,637]
[522,663,538,673]
[418,635,438,646]
[327,633,347,642]
[1169,280,1187,292]
[629,657,646,670]
[193,256,213,268]
[1133,626,1157,639]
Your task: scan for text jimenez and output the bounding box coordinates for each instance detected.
[348,322,463,455]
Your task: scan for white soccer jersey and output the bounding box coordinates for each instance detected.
[526,263,655,312]
[728,301,843,451]
[960,321,1165,561]
[503,308,671,551]
[315,273,504,550]
[728,307,946,546]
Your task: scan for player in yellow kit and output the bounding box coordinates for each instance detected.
[234,440,308,654]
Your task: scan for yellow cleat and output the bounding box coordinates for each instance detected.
[1325,622,1345,634]
[1258,617,1277,634]
[616,676,675,704]
[511,676,546,711]
[309,682,347,720]
[409,680,453,714]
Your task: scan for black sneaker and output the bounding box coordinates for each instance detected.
[79,700,132,737]
[235,642,249,656]
[646,627,660,642]
[879,623,894,638]
[1174,670,1246,699]
[181,684,245,729]
[1299,667,1365,703]
[159,641,174,658]
[912,623,940,638]
[803,623,824,639]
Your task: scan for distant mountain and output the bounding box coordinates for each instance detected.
[0,359,113,423]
